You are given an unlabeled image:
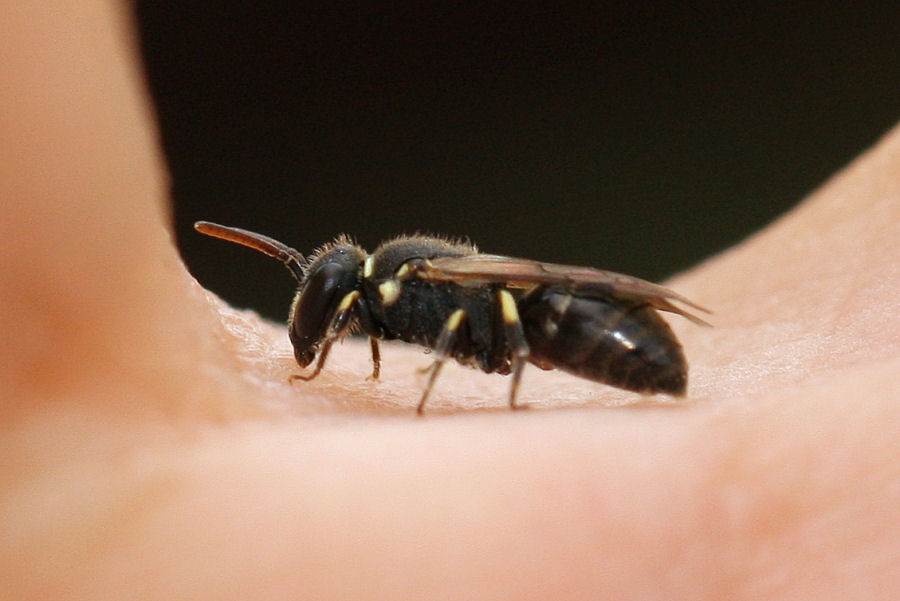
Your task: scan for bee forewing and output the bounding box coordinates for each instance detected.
[425,254,712,327]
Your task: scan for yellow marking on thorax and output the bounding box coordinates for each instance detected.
[378,280,401,306]
[395,263,412,279]
[363,256,375,278]
[395,258,433,279]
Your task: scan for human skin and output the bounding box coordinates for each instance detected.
[2,2,899,600]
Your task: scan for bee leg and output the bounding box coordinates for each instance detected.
[290,291,360,384]
[367,338,381,380]
[498,290,531,409]
[416,308,467,415]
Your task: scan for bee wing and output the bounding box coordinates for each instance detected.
[423,254,712,327]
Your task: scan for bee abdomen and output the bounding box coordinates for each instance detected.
[519,287,687,396]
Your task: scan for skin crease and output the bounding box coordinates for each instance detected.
[1,2,899,600]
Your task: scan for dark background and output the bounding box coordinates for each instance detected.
[135,3,899,321]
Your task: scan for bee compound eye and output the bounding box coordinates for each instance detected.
[288,262,358,359]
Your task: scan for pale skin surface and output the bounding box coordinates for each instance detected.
[1,2,899,600]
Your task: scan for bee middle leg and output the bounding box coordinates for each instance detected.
[416,308,467,415]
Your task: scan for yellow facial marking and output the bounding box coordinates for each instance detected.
[337,290,361,312]
[378,280,401,306]
[446,308,465,331]
[498,290,519,324]
[363,256,375,278]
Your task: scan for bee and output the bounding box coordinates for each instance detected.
[195,221,710,413]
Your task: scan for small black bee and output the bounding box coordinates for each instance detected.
[195,221,710,413]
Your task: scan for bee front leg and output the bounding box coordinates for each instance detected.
[290,291,360,384]
[416,309,467,415]
[289,339,334,383]
[367,338,381,380]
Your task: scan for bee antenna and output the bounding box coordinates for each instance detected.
[194,221,307,283]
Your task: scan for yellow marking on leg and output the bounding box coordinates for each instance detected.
[337,290,361,312]
[497,289,529,409]
[417,308,466,414]
[378,280,401,305]
[446,308,465,331]
[548,292,572,316]
[363,255,375,278]
[498,290,520,324]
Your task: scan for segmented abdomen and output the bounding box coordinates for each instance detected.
[518,286,687,396]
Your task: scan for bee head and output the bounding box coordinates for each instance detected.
[288,240,367,366]
[193,222,370,367]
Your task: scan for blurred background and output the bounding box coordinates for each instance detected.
[135,3,899,321]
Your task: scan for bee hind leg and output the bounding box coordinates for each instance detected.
[497,290,531,409]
